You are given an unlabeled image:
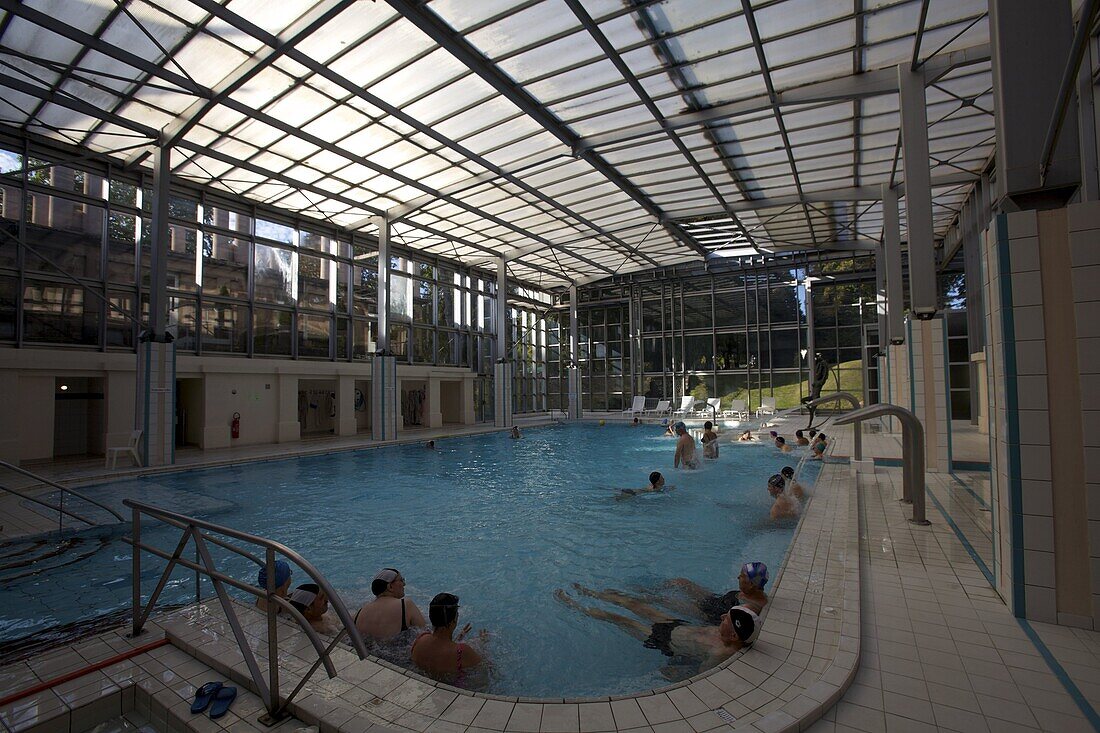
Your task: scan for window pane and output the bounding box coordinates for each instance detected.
[201,302,248,353]
[255,218,294,244]
[388,324,408,358]
[412,326,434,363]
[714,291,745,327]
[352,264,376,316]
[202,234,248,299]
[253,308,292,355]
[254,243,294,305]
[716,332,748,369]
[0,184,21,270]
[298,313,331,358]
[25,195,103,279]
[204,204,251,234]
[352,319,376,360]
[106,212,136,284]
[169,296,196,353]
[413,279,433,323]
[105,292,135,349]
[298,253,330,311]
[23,281,98,344]
[683,294,711,330]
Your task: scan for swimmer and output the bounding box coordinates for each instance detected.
[774,436,792,453]
[781,466,806,500]
[354,568,427,642]
[288,583,340,635]
[510,426,522,439]
[616,471,668,499]
[256,560,292,613]
[664,423,677,437]
[795,430,809,446]
[738,430,755,442]
[810,436,827,459]
[767,474,800,520]
[410,593,487,685]
[632,417,641,427]
[673,422,699,469]
[426,440,436,449]
[701,421,719,459]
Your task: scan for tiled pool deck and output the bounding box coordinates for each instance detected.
[4,418,1100,733]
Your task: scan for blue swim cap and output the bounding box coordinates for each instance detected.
[257,560,291,589]
[742,561,769,589]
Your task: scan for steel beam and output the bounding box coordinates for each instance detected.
[575,43,991,154]
[898,64,938,319]
[373,216,390,352]
[882,184,905,344]
[384,0,706,261]
[496,257,508,363]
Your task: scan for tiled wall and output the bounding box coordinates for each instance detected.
[1069,203,1100,628]
[906,318,949,474]
[981,204,1100,627]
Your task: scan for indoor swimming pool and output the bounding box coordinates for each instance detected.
[0,423,821,698]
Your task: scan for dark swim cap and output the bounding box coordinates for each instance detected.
[768,474,785,490]
[428,592,460,628]
[649,471,662,485]
[781,466,795,478]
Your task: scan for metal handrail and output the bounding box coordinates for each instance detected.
[0,459,124,531]
[804,392,863,460]
[124,499,369,725]
[835,403,930,525]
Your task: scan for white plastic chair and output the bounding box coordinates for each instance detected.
[621,395,646,416]
[645,399,671,416]
[756,396,777,417]
[672,396,695,416]
[704,398,721,418]
[724,399,749,419]
[106,430,143,469]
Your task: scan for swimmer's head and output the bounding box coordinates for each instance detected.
[767,474,785,496]
[674,421,687,434]
[727,606,759,642]
[426,440,435,449]
[428,592,460,629]
[775,436,786,445]
[704,421,713,430]
[808,429,817,438]
[741,561,769,589]
[781,466,795,479]
[795,430,804,438]
[769,431,777,438]
[649,471,664,487]
[633,417,639,424]
[371,568,402,596]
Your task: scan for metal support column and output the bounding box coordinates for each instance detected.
[882,184,905,344]
[898,64,937,319]
[372,216,389,353]
[568,285,581,419]
[135,144,175,467]
[369,216,397,441]
[494,257,513,427]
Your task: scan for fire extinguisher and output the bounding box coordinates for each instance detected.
[231,412,241,440]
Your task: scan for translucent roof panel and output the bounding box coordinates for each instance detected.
[0,0,996,287]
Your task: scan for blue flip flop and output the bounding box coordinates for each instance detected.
[190,681,223,714]
[208,685,237,719]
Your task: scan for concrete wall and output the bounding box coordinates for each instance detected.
[0,348,478,462]
[439,380,462,424]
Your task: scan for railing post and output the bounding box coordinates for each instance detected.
[131,506,142,637]
[263,548,280,722]
[909,419,930,525]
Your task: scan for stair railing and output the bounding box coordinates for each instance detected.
[0,460,124,532]
[835,404,931,525]
[124,499,370,725]
[803,392,864,460]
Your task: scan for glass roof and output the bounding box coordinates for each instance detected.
[0,0,994,289]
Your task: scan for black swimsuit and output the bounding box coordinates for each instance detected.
[697,590,742,625]
[353,597,409,631]
[644,619,688,656]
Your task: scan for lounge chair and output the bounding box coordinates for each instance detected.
[756,396,777,417]
[723,399,749,419]
[621,395,646,417]
[106,430,143,469]
[702,398,721,418]
[672,396,695,417]
[645,399,671,417]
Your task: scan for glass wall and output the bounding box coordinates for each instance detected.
[0,140,497,372]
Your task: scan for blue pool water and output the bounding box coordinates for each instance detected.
[0,423,819,697]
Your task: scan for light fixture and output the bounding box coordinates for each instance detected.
[800,349,808,360]
[60,384,69,391]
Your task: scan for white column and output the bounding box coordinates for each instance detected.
[493,257,513,427]
[336,375,357,436]
[371,355,398,441]
[882,184,905,345]
[372,216,390,353]
[276,373,300,443]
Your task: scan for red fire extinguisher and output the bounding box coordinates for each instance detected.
[231,412,241,440]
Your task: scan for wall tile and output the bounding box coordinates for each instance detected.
[1021,479,1053,516]
[1068,201,1100,232]
[1025,550,1056,587]
[1013,305,1046,341]
[1023,515,1055,552]
[1007,209,1039,238]
[1025,584,1058,623]
[1011,271,1044,306]
[1015,376,1049,411]
[1019,444,1052,480]
[1069,230,1100,266]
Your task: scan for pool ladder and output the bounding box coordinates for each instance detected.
[124,500,371,725]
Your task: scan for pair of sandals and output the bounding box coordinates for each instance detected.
[191,681,237,719]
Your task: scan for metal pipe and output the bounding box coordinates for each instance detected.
[835,403,930,525]
[804,391,863,460]
[0,459,125,522]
